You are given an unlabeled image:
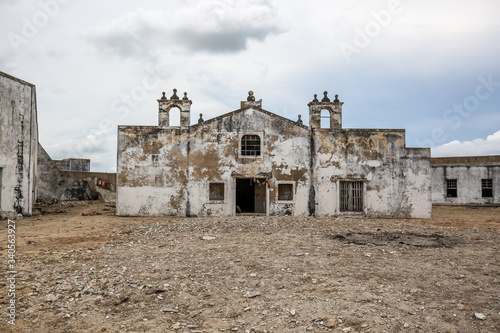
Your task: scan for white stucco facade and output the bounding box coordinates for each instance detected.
[431,156,500,205]
[0,71,38,217]
[117,90,431,218]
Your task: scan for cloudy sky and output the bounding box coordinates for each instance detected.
[1,0,499,172]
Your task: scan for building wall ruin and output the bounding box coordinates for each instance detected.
[431,156,500,205]
[0,71,38,217]
[117,90,431,218]
[37,144,116,201]
[53,158,90,172]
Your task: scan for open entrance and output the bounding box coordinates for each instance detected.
[236,178,266,214]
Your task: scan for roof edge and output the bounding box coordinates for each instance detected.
[0,70,36,87]
[431,155,500,166]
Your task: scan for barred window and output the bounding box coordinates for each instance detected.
[446,179,457,198]
[482,179,493,198]
[209,183,225,201]
[241,135,261,156]
[277,183,294,201]
[340,181,363,212]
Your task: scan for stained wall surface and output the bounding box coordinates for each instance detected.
[431,156,500,205]
[53,158,90,172]
[117,92,431,218]
[37,144,116,201]
[0,71,38,217]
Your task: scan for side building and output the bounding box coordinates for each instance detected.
[117,90,431,218]
[431,155,500,205]
[0,71,38,217]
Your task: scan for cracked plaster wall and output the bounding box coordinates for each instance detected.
[117,98,431,218]
[432,163,500,205]
[0,72,38,217]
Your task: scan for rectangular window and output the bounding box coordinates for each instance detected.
[482,179,493,198]
[446,179,457,198]
[340,181,363,212]
[151,154,159,167]
[209,183,225,201]
[277,183,294,201]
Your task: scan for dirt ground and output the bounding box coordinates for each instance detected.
[0,202,499,333]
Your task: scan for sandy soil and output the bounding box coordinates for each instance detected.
[0,202,499,333]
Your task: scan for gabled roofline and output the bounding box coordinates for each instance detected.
[189,104,310,130]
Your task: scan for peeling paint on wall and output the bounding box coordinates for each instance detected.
[0,71,38,217]
[117,90,432,218]
[431,156,500,205]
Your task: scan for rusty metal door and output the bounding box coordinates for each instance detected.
[254,181,266,214]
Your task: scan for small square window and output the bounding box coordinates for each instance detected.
[446,179,457,198]
[209,183,225,201]
[151,154,159,167]
[277,183,294,201]
[482,179,493,198]
[241,134,261,156]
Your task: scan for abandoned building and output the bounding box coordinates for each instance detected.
[0,71,38,217]
[117,90,432,218]
[431,155,500,205]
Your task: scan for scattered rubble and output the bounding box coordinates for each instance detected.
[0,202,498,332]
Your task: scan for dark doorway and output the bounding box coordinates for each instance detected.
[236,178,266,214]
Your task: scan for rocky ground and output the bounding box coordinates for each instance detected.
[0,202,499,333]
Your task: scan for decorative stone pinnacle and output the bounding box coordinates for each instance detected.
[198,113,204,123]
[297,114,303,125]
[183,92,189,100]
[334,94,339,103]
[161,92,167,100]
[170,89,179,100]
[312,94,318,102]
[247,90,255,102]
[321,91,330,102]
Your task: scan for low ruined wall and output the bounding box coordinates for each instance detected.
[37,144,116,201]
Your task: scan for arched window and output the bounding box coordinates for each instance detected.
[169,107,181,127]
[241,134,261,156]
[320,109,331,129]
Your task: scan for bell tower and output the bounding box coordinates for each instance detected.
[158,89,192,128]
[308,91,343,129]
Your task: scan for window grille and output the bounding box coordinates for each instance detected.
[340,181,363,212]
[241,135,261,156]
[482,179,493,198]
[446,179,457,198]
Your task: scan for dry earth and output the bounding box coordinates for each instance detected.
[0,202,499,333]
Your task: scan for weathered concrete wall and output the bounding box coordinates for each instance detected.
[53,158,90,172]
[0,71,38,217]
[313,129,431,218]
[37,144,116,201]
[117,92,431,218]
[118,106,312,216]
[431,156,500,205]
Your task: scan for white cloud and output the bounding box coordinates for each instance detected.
[432,130,500,157]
